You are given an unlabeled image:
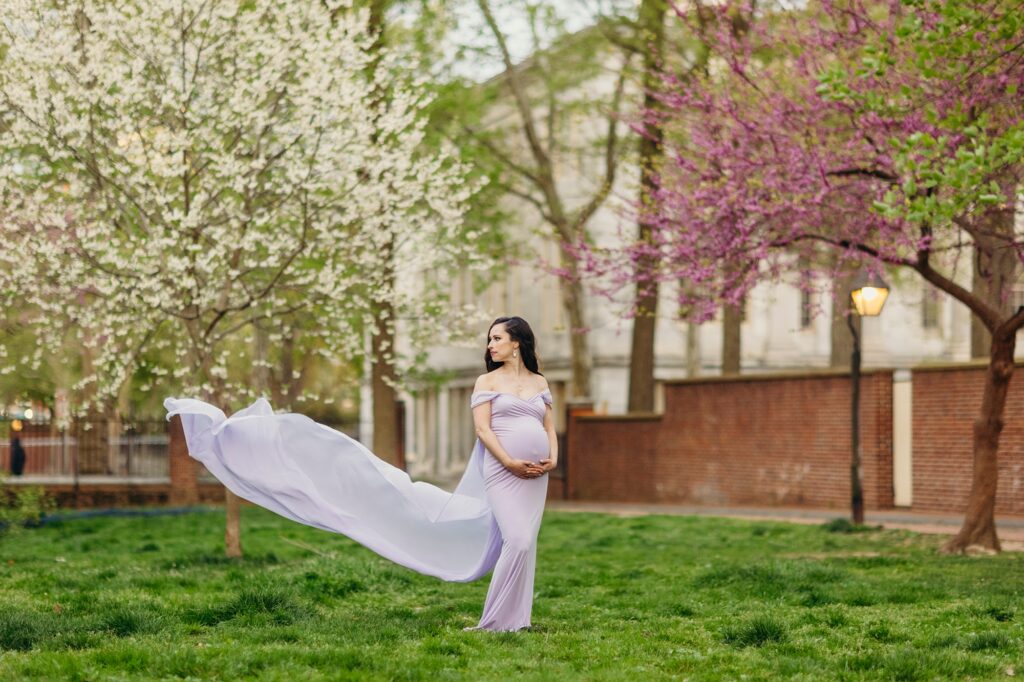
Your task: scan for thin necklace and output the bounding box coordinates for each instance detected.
[508,360,526,395]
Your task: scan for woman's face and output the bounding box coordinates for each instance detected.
[487,324,519,364]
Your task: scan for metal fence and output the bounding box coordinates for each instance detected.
[2,418,360,481]
[2,420,170,479]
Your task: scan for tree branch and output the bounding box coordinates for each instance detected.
[570,58,628,237]
[493,180,555,222]
[826,167,900,183]
[997,304,1024,338]
[773,233,913,266]
[476,0,565,223]
[458,122,543,187]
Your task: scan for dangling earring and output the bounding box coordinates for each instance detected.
[513,350,518,359]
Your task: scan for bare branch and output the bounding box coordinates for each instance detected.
[459,122,544,187]
[772,233,914,266]
[997,304,1024,338]
[826,167,900,183]
[594,14,643,54]
[494,180,555,223]
[570,59,628,235]
[475,0,565,223]
[915,257,1001,330]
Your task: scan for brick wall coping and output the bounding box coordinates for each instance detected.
[662,367,895,387]
[576,412,662,422]
[7,476,171,485]
[909,359,1021,373]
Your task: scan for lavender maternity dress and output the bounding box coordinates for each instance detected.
[164,389,551,632]
[472,390,552,630]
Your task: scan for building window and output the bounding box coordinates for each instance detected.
[1013,282,1024,314]
[800,289,813,329]
[922,287,941,329]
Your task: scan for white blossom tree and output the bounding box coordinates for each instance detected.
[0,0,481,555]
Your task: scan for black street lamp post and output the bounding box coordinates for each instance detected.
[848,270,890,525]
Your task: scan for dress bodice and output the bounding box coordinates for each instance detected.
[470,390,552,422]
[470,391,551,463]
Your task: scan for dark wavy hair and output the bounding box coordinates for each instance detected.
[485,316,542,374]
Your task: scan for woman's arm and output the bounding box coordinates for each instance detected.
[539,404,558,472]
[472,401,514,467]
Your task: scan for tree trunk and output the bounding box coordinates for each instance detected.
[288,341,313,407]
[253,318,271,399]
[686,320,700,377]
[970,176,1018,358]
[76,335,111,474]
[628,303,657,411]
[189,324,243,558]
[361,1,402,466]
[224,490,243,558]
[626,0,667,413]
[970,260,992,358]
[722,301,742,375]
[970,254,1016,358]
[942,330,1015,553]
[559,266,592,400]
[372,301,401,466]
[269,329,291,407]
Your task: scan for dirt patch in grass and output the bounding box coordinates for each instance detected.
[782,551,882,559]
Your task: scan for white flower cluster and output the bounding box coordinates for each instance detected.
[0,0,484,411]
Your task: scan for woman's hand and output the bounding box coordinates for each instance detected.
[538,458,557,473]
[504,459,546,479]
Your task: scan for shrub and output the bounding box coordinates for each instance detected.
[820,518,881,534]
[0,473,55,536]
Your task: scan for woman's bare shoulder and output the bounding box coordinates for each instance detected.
[474,373,498,393]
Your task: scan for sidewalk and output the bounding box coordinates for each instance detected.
[546,500,1024,550]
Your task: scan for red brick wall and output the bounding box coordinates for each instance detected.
[8,482,225,508]
[168,415,200,505]
[567,371,894,510]
[567,415,662,501]
[912,365,1024,515]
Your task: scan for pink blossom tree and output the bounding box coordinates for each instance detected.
[590,0,1024,552]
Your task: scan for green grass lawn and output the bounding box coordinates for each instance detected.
[0,507,1021,681]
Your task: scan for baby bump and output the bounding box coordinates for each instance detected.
[494,420,549,462]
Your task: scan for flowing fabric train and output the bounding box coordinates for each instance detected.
[164,397,501,582]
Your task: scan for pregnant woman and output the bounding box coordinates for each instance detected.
[165,316,557,632]
[469,316,557,630]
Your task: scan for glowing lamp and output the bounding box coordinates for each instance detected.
[850,271,890,317]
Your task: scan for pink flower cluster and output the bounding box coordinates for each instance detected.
[579,0,1024,322]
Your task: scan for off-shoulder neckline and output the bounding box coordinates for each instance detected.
[471,389,551,403]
